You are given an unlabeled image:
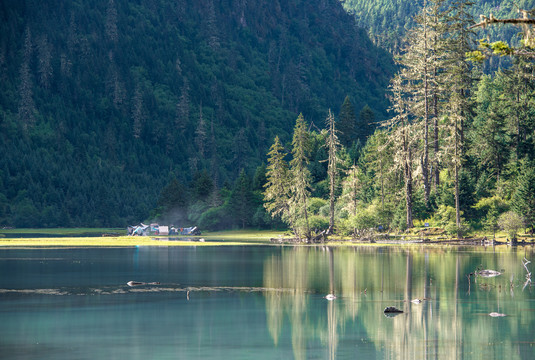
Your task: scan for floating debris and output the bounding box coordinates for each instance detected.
[127,281,160,287]
[476,269,502,278]
[325,294,336,300]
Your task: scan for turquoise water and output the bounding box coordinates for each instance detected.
[1,246,534,359]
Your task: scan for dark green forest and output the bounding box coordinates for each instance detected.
[0,0,393,228]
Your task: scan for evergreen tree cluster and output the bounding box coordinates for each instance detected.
[265,0,535,241]
[0,0,394,228]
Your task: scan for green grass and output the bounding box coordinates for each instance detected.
[0,229,286,247]
[1,227,532,248]
[201,229,286,241]
[0,228,124,236]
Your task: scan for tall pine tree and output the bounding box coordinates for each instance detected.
[338,96,356,147]
[289,114,312,240]
[264,136,291,226]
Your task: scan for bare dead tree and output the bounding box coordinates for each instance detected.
[470,9,535,50]
[522,257,531,291]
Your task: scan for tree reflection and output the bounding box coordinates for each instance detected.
[263,246,535,359]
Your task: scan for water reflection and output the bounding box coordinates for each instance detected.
[1,246,534,359]
[263,246,535,360]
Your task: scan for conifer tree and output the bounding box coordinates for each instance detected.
[338,96,356,147]
[264,136,291,226]
[157,178,188,215]
[18,61,36,131]
[512,159,535,232]
[398,0,450,205]
[500,59,535,162]
[325,109,340,233]
[429,0,449,189]
[232,128,248,175]
[360,129,395,211]
[37,35,52,90]
[402,9,432,205]
[442,0,475,237]
[132,85,144,139]
[18,27,36,130]
[204,0,220,50]
[195,104,207,158]
[176,80,190,136]
[470,75,509,183]
[340,164,360,219]
[229,169,254,229]
[105,0,119,44]
[289,114,312,240]
[385,74,415,229]
[357,105,374,143]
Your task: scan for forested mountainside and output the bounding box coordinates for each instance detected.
[0,0,394,227]
[343,0,535,55]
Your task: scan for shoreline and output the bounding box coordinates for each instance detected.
[1,236,534,248]
[1,229,533,248]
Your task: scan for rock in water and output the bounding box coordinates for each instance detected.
[384,306,403,313]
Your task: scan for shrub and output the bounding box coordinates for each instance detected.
[308,198,327,215]
[308,215,329,232]
[350,208,376,231]
[497,211,525,241]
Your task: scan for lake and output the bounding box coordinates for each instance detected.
[1,245,534,359]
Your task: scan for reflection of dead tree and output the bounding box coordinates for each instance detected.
[510,274,515,297]
[522,258,531,291]
[466,273,471,295]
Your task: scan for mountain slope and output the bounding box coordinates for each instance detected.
[0,0,394,227]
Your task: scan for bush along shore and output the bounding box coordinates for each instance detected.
[269,227,535,246]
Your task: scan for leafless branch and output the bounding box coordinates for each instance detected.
[470,14,535,29]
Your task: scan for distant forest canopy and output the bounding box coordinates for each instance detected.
[343,0,535,65]
[0,0,394,228]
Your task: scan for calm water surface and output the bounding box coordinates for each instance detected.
[1,245,534,359]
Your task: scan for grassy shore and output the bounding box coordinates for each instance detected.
[0,227,533,247]
[0,229,285,247]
